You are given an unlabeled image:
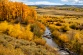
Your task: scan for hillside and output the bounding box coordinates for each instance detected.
[0,0,60,55]
[0,34,59,55]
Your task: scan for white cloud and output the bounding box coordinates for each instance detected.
[10,0,23,2]
[75,0,83,4]
[61,0,83,4]
[10,0,63,5]
[26,1,63,5]
[61,0,68,2]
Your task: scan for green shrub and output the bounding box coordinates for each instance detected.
[31,23,44,37]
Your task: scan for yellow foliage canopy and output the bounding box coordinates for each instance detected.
[0,0,37,22]
[0,21,8,32]
[59,34,69,43]
[34,38,46,45]
[0,21,34,41]
[74,33,80,40]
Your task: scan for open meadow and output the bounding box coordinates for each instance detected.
[36,6,83,55]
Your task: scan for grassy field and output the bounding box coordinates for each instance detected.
[0,34,57,55]
[36,7,83,55]
[36,9,83,16]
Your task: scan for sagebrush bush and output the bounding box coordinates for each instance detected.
[31,23,45,37]
[0,34,56,55]
[70,23,77,29]
[34,38,46,45]
[61,23,70,32]
[59,34,69,43]
[55,22,62,26]
[52,30,61,39]
[0,45,24,55]
[49,24,60,32]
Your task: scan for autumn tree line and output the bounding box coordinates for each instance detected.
[0,0,37,23]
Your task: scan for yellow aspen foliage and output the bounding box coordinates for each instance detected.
[59,34,69,43]
[26,24,31,31]
[74,33,80,40]
[24,24,33,40]
[28,19,35,23]
[0,21,8,32]
[8,23,33,40]
[34,38,46,45]
[29,8,37,19]
[7,23,33,40]
[24,30,33,41]
[0,0,37,22]
[8,23,23,38]
[40,29,44,34]
[0,21,34,41]
[37,22,46,31]
[8,25,14,34]
[61,23,70,32]
[49,24,60,32]
[52,30,61,38]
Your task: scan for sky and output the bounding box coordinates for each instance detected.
[10,0,83,5]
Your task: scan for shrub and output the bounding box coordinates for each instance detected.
[8,23,23,38]
[52,30,61,39]
[49,24,60,32]
[59,34,69,43]
[49,24,56,32]
[0,21,34,41]
[0,21,9,33]
[23,24,33,40]
[0,33,56,55]
[74,33,80,40]
[61,23,70,32]
[0,45,24,55]
[34,38,46,45]
[80,46,83,55]
[70,24,77,29]
[55,22,62,26]
[31,23,44,37]
[36,22,46,31]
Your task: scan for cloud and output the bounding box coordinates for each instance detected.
[10,0,63,5]
[26,1,63,5]
[10,0,23,2]
[61,0,68,2]
[61,0,83,4]
[74,0,83,4]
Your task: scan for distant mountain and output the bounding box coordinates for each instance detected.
[29,5,83,8]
